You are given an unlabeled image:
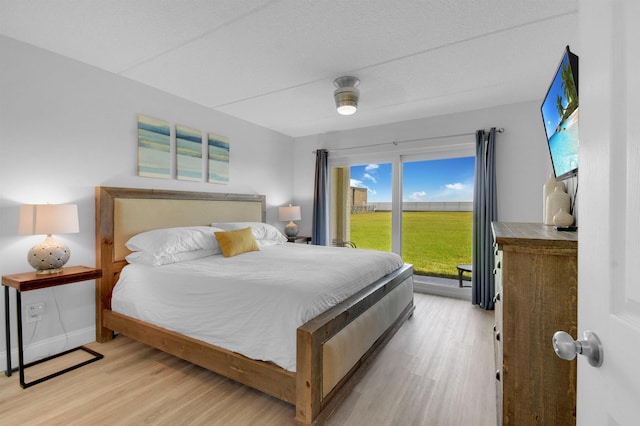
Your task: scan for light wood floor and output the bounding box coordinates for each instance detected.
[0,293,496,425]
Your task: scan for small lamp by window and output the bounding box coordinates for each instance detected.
[19,204,79,274]
[279,205,301,238]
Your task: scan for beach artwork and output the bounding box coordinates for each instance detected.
[176,124,203,181]
[137,114,171,178]
[208,133,230,184]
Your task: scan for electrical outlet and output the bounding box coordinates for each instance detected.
[26,302,45,323]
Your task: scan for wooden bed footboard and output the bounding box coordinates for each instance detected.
[295,263,414,425]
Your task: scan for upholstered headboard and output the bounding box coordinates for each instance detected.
[112,197,265,261]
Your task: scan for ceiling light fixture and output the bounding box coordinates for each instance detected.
[334,76,360,115]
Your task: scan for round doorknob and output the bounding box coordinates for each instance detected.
[552,330,603,367]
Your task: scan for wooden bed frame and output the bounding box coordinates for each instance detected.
[95,186,414,425]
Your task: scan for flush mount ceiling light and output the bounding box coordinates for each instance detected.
[334,76,360,115]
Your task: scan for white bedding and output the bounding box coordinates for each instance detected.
[111,243,404,371]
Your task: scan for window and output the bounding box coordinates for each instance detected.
[333,163,393,251]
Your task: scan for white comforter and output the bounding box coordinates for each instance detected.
[112,244,404,371]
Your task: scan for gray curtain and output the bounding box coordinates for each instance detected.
[472,128,497,309]
[312,149,329,245]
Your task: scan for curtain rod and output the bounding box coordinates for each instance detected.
[313,127,504,153]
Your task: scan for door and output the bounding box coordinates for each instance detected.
[577,1,640,423]
[401,157,474,278]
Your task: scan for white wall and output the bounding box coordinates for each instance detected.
[0,36,294,366]
[293,101,556,236]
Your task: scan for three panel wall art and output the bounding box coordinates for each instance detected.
[137,114,230,184]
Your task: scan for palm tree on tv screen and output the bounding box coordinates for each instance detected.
[561,63,578,120]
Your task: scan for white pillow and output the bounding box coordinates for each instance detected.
[211,222,287,247]
[126,226,222,256]
[126,249,218,266]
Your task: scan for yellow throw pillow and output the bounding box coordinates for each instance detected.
[214,227,259,258]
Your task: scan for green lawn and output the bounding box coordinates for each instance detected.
[349,211,472,279]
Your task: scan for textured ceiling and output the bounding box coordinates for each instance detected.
[0,0,579,138]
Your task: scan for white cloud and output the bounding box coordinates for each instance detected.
[365,164,379,172]
[445,183,465,191]
[363,173,377,183]
[368,188,377,195]
[407,191,427,201]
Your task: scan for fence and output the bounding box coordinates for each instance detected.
[353,202,472,213]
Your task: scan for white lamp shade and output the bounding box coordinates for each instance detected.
[279,205,301,222]
[19,204,79,235]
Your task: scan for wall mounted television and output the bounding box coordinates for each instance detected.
[540,46,579,181]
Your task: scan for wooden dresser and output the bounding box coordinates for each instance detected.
[492,222,578,425]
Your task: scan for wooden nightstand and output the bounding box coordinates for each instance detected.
[287,235,311,244]
[2,265,103,388]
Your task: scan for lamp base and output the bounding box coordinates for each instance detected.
[28,235,70,274]
[36,268,63,275]
[284,221,299,237]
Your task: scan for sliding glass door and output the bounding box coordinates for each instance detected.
[330,149,474,280]
[401,157,474,277]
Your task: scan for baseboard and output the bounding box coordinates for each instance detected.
[0,326,95,373]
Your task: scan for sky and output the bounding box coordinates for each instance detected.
[350,157,476,203]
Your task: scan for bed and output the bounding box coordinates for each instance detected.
[95,186,414,425]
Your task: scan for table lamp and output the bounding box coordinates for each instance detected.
[279,205,301,237]
[19,204,79,274]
